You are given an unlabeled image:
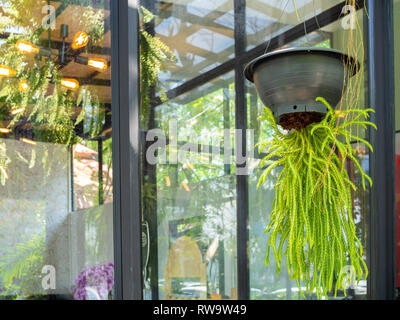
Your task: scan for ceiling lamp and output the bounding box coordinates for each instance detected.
[0,128,11,134]
[61,78,80,90]
[10,107,25,115]
[14,27,107,85]
[72,31,89,50]
[0,65,16,78]
[21,138,37,145]
[19,80,30,93]
[75,56,108,71]
[16,40,39,54]
[87,58,108,71]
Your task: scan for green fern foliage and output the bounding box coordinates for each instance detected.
[139,6,175,126]
[257,97,376,299]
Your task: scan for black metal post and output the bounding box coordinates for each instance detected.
[141,0,160,300]
[111,0,143,300]
[234,0,250,300]
[366,0,396,300]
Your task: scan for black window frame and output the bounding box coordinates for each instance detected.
[111,0,397,300]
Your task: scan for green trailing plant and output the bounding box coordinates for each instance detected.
[257,97,376,299]
[0,232,45,298]
[139,6,175,127]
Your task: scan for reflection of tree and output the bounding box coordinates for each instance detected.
[0,1,108,184]
[140,6,175,127]
[0,0,110,298]
[0,232,45,298]
[73,142,113,209]
[0,1,175,299]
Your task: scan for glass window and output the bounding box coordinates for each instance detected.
[139,0,373,301]
[246,0,344,51]
[247,2,369,299]
[0,0,114,300]
[149,0,234,92]
[142,71,238,300]
[140,0,239,300]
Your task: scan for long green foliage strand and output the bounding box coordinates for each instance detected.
[257,97,376,299]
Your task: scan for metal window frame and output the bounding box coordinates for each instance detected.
[110,0,398,300]
[234,0,250,301]
[366,0,396,300]
[111,0,143,300]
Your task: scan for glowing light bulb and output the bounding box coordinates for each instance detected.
[72,31,89,50]
[0,65,16,78]
[21,138,37,145]
[181,181,190,192]
[11,107,25,115]
[0,128,11,134]
[16,40,39,54]
[19,80,30,93]
[88,58,108,71]
[61,78,80,90]
[0,166,8,179]
[165,176,171,187]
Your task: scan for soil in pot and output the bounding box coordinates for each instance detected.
[279,111,324,131]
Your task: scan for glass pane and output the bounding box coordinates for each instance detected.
[140,38,237,298]
[140,0,238,300]
[0,0,113,300]
[148,0,234,92]
[247,4,369,299]
[246,0,343,51]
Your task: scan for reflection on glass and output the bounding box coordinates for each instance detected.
[247,4,369,300]
[150,0,234,92]
[141,60,237,299]
[246,0,343,51]
[0,0,113,300]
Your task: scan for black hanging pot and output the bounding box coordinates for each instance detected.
[244,48,359,130]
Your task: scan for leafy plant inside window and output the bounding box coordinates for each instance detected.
[257,98,375,299]
[255,0,373,299]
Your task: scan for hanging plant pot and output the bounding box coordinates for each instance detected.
[244,48,359,130]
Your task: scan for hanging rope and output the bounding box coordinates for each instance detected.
[264,0,291,53]
[264,0,322,53]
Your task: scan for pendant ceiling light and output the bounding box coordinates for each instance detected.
[0,65,16,78]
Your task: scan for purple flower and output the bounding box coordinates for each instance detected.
[72,262,114,300]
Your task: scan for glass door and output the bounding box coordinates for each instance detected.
[0,0,114,300]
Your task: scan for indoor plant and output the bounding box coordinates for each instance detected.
[256,98,374,299]
[245,0,373,299]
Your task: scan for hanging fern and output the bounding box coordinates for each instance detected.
[139,6,175,126]
[257,97,376,299]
